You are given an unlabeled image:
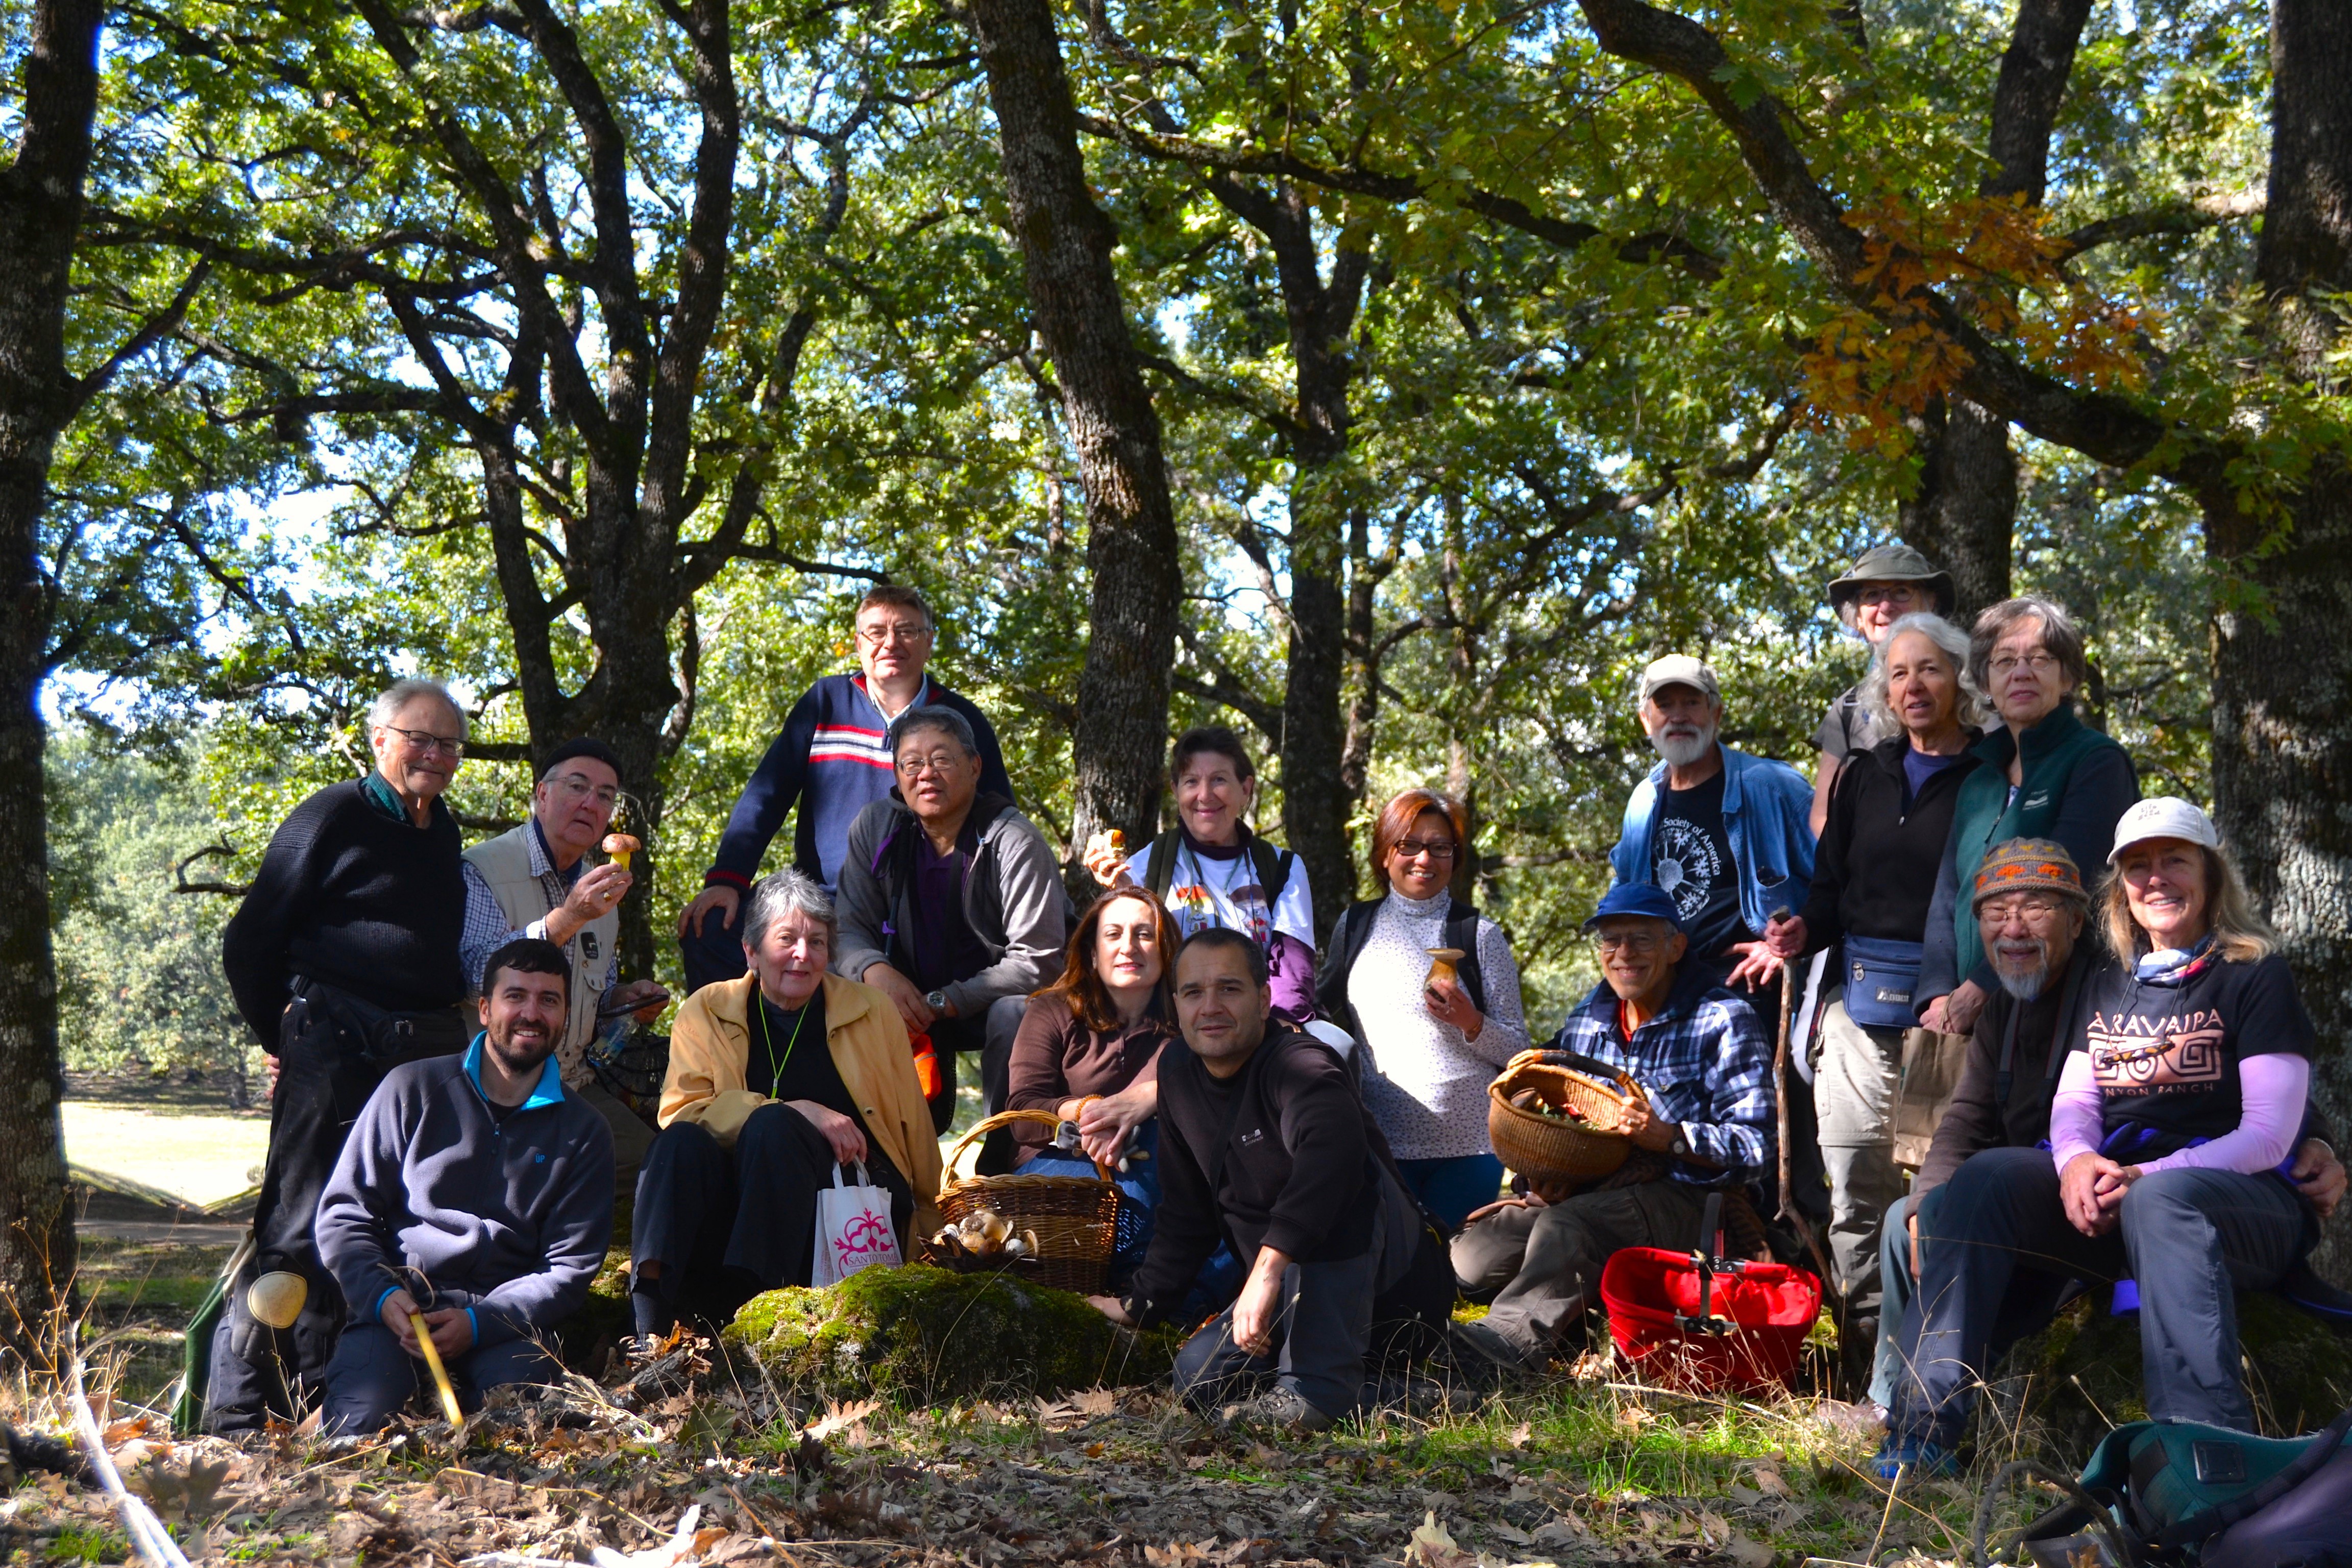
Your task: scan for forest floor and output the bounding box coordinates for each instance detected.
[14,1337,2013,1568]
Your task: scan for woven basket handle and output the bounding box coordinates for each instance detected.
[1500,1049,1646,1111]
[943,1108,1112,1182]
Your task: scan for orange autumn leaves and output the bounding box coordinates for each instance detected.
[1801,192,2156,452]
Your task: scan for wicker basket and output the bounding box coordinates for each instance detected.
[937,1110,1121,1295]
[1487,1050,1640,1181]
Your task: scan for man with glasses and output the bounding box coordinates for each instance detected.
[834,707,1065,1142]
[213,678,477,1431]
[1450,884,1775,1373]
[678,584,1012,992]
[461,738,669,1193]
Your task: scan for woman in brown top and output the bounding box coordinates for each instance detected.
[1006,888,1203,1285]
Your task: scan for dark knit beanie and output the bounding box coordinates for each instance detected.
[540,737,624,780]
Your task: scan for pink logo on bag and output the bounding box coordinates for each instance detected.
[834,1208,894,1268]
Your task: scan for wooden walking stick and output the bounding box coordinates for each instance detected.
[1770,949,1838,1296]
[409,1311,466,1427]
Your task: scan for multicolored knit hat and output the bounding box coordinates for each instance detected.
[1971,838,2088,910]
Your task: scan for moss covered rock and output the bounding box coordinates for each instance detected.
[1995,1289,2352,1461]
[720,1263,1184,1403]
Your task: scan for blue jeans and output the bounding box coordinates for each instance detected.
[1396,1154,1506,1235]
[323,1322,558,1435]
[1888,1145,2312,1445]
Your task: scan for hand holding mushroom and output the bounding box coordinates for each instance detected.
[1423,947,1485,1039]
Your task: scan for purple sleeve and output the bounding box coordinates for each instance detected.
[1267,930,1317,1018]
[2140,1054,2311,1177]
[2047,1051,2104,1173]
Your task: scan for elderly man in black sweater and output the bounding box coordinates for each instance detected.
[316,938,614,1434]
[210,678,475,1431]
[1089,928,1451,1434]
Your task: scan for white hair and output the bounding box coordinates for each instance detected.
[368,678,466,737]
[744,868,838,952]
[1858,612,1990,743]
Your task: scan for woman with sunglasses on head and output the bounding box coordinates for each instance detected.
[1317,790,1529,1233]
[1083,726,1319,1017]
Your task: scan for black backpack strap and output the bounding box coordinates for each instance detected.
[1443,899,1487,1015]
[1242,830,1293,908]
[1316,902,1382,1047]
[1144,826,1185,903]
[2155,1403,2352,1552]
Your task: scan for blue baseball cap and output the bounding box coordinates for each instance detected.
[1582,883,1684,932]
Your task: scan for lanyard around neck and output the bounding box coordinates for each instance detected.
[756,992,812,1088]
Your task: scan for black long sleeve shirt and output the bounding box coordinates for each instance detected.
[222,776,468,1042]
[1126,1029,1378,1325]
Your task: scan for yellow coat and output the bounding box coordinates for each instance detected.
[660,972,944,1238]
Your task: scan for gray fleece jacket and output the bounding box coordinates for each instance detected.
[832,790,1067,1017]
[315,1040,615,1348]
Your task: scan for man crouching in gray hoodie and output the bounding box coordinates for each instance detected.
[315,937,616,1433]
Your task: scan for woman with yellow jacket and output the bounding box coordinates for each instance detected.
[630,869,942,1338]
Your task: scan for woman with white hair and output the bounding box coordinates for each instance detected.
[1762,613,1986,1362]
[630,869,942,1338]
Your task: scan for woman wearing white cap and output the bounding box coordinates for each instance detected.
[1884,797,2323,1468]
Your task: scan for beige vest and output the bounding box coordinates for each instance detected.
[463,824,615,1084]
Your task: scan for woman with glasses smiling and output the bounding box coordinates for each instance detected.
[1915,596,2140,1042]
[1316,789,1529,1232]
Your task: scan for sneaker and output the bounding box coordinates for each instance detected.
[1871,1434,1958,1481]
[1218,1387,1334,1435]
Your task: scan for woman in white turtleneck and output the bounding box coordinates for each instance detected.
[1319,789,1530,1233]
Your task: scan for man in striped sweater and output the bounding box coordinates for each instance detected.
[677,585,1012,991]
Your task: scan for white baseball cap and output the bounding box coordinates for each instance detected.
[1638,654,1721,706]
[2109,796,2220,863]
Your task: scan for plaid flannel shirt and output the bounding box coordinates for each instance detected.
[1546,972,1776,1183]
[458,819,620,996]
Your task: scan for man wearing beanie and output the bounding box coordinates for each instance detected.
[1874,840,2345,1474]
[461,738,669,1191]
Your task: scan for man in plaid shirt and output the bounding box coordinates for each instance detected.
[1453,883,1776,1371]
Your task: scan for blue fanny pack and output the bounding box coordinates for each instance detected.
[1842,936,1924,1030]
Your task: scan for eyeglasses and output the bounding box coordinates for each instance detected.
[1390,839,1458,862]
[1856,584,1920,607]
[859,622,933,647]
[895,751,965,777]
[547,772,620,808]
[1592,931,1667,955]
[1988,651,2060,679]
[380,725,465,757]
[1981,895,2065,925]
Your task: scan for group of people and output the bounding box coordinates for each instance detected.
[204,568,2347,1466]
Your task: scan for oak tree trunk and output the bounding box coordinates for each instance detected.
[0,0,101,1369]
[969,0,1181,870]
[1897,0,2093,620]
[2209,0,2352,1273]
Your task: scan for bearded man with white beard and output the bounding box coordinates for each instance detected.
[1606,655,1816,993]
[1866,840,2346,1420]
[312,938,617,1434]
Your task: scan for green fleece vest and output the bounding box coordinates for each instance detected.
[1947,700,2112,980]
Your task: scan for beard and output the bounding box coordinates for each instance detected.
[1991,937,2055,1000]
[1649,721,1718,769]
[487,1023,557,1080]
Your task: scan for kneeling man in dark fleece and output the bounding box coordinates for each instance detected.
[1088,927,1453,1434]
[315,938,615,1433]
[1452,883,1776,1370]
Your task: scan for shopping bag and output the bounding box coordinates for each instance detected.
[811,1162,902,1286]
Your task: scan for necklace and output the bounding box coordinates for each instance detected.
[755,988,813,1090]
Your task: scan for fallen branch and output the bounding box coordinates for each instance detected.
[67,1352,192,1568]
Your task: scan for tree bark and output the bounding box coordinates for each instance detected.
[1896,0,2093,620]
[2210,0,2352,1273]
[970,0,1181,872]
[0,0,102,1368]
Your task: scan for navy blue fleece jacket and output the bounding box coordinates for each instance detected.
[704,673,1012,894]
[315,1041,615,1348]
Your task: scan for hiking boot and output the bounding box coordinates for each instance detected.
[1871,1434,1958,1482]
[1218,1387,1334,1435]
[1445,1319,1542,1382]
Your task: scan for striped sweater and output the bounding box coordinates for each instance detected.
[704,673,1011,893]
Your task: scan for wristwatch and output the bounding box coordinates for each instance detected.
[925,989,951,1015]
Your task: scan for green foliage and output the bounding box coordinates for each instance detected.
[722,1264,1183,1403]
[48,727,255,1092]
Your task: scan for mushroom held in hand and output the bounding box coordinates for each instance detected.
[602,832,640,872]
[1425,946,1465,992]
